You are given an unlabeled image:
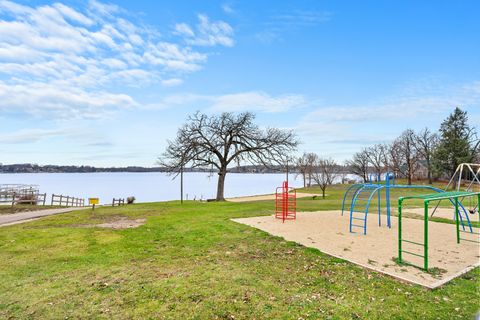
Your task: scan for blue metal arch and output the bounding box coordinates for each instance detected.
[341,184,363,216]
[344,182,474,235]
[348,184,382,234]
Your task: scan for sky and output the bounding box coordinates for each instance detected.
[1,0,479,167]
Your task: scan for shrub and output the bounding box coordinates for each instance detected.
[127,196,136,204]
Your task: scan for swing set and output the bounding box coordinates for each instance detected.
[431,163,480,217]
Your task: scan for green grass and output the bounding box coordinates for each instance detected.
[0,183,479,319]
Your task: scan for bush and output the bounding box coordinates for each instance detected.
[127,196,136,204]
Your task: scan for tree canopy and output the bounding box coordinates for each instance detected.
[434,107,478,176]
[160,112,299,201]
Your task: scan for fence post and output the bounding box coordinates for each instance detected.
[43,193,46,206]
[51,194,54,206]
[11,192,16,207]
[60,195,63,206]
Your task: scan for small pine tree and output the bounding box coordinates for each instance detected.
[433,107,476,177]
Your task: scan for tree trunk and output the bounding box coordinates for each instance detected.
[322,187,326,199]
[426,156,433,184]
[216,168,227,201]
[406,158,412,185]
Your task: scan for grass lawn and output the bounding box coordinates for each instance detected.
[0,183,479,319]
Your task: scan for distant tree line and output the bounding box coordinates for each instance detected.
[0,163,291,174]
[0,164,168,173]
[346,107,479,184]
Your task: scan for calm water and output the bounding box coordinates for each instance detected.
[0,172,303,204]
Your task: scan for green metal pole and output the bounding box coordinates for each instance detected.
[398,198,403,264]
[455,197,460,244]
[378,189,381,226]
[424,200,429,271]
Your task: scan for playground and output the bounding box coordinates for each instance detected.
[234,163,480,288]
[233,210,479,288]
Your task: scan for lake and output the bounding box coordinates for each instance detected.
[0,172,304,204]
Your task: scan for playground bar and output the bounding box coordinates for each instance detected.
[455,198,460,244]
[424,200,428,271]
[398,199,402,263]
[398,191,479,271]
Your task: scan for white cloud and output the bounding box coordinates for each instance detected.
[174,23,195,37]
[209,91,306,112]
[142,91,307,113]
[0,128,69,143]
[255,10,332,44]
[161,78,183,87]
[0,1,234,119]
[175,14,234,47]
[0,81,137,119]
[221,3,234,14]
[53,3,94,26]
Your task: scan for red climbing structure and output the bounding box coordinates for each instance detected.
[275,181,296,222]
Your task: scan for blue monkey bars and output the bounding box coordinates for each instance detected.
[341,173,473,235]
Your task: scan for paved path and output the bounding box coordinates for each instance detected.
[0,207,87,227]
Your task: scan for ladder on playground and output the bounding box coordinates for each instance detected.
[349,184,380,234]
[275,181,296,222]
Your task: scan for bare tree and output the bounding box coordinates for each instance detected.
[339,161,350,184]
[346,149,370,182]
[311,157,339,199]
[296,152,317,187]
[160,112,299,201]
[396,129,419,185]
[387,141,403,178]
[366,143,388,179]
[414,128,438,184]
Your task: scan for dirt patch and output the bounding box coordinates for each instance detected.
[95,217,146,229]
[84,217,146,229]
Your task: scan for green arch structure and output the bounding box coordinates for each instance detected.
[398,191,480,271]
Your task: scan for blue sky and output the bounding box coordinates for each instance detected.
[1,0,479,166]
